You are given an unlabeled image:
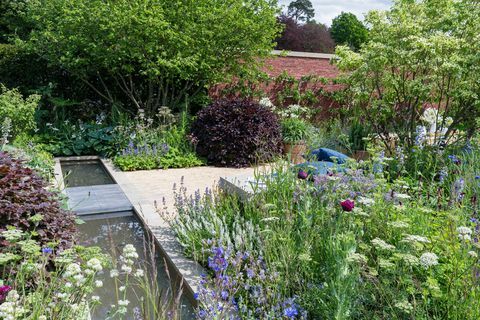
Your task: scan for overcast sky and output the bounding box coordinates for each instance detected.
[278,0,392,26]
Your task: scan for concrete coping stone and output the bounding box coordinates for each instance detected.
[271,49,335,60]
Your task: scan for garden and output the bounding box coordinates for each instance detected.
[1,0,480,319]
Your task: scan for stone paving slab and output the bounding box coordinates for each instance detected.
[65,184,132,215]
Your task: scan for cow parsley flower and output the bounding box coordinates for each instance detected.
[371,238,396,251]
[402,234,430,244]
[457,226,472,241]
[419,252,439,269]
[468,251,478,258]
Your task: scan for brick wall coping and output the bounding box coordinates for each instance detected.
[271,50,334,60]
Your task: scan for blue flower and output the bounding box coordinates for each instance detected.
[220,290,229,300]
[42,247,53,254]
[193,292,199,300]
[284,306,298,318]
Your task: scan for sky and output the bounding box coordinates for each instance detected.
[277,0,392,26]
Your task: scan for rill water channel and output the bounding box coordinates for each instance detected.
[59,158,195,319]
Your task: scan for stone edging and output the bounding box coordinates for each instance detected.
[53,156,204,307]
[271,49,334,60]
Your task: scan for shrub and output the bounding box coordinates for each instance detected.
[0,152,77,251]
[191,99,283,167]
[0,85,40,139]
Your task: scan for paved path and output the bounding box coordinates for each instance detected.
[99,160,270,298]
[101,161,268,214]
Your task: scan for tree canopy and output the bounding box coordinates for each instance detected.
[334,0,480,149]
[330,12,368,51]
[25,0,281,114]
[287,0,315,23]
[276,15,335,53]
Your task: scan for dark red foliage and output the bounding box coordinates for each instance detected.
[0,152,77,251]
[276,14,335,54]
[191,99,283,167]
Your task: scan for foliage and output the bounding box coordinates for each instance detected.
[167,142,480,319]
[112,108,204,171]
[281,118,309,143]
[276,15,335,53]
[330,12,368,51]
[287,0,315,23]
[0,0,32,43]
[334,0,480,152]
[0,152,77,253]
[40,120,114,156]
[190,99,283,167]
[0,85,40,139]
[26,0,281,115]
[348,121,371,151]
[216,72,337,120]
[114,146,203,171]
[2,134,55,181]
[0,231,182,319]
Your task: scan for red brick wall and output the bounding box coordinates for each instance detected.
[210,55,344,121]
[262,56,339,80]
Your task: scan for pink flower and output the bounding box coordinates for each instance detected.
[340,199,355,212]
[0,285,12,301]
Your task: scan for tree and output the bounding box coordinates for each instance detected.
[25,0,281,115]
[330,12,368,51]
[287,0,315,23]
[0,0,32,43]
[334,0,480,151]
[276,15,335,53]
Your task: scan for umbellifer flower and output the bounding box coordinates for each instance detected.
[457,226,473,242]
[419,252,439,269]
[340,199,355,212]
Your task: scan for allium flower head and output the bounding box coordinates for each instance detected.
[297,170,308,180]
[340,199,355,212]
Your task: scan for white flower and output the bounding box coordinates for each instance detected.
[110,269,119,278]
[1,228,24,242]
[395,299,414,314]
[119,286,126,292]
[358,196,375,206]
[118,299,130,306]
[371,238,396,251]
[121,264,132,274]
[394,193,411,200]
[134,269,144,278]
[468,251,478,258]
[419,252,439,269]
[87,258,103,272]
[64,263,81,277]
[123,244,139,260]
[259,97,275,109]
[39,316,47,320]
[95,280,103,288]
[457,226,473,242]
[402,234,431,244]
[388,221,410,229]
[65,282,73,288]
